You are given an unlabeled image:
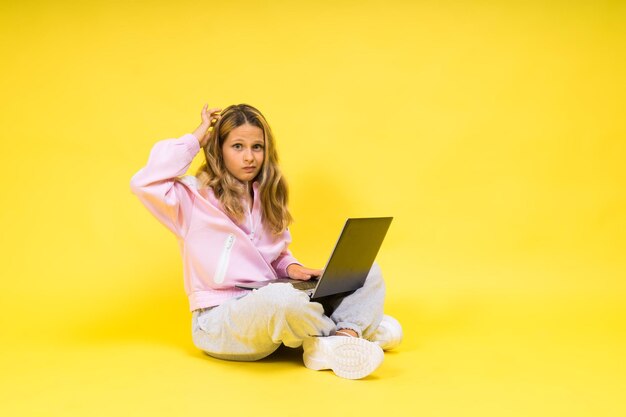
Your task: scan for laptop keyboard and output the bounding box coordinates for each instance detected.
[290,280,318,290]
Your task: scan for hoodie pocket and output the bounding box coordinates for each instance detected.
[213,233,235,284]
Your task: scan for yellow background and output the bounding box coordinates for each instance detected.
[1,0,625,415]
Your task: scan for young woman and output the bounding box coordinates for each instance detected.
[130,103,402,379]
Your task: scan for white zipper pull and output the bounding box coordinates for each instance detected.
[214,234,235,284]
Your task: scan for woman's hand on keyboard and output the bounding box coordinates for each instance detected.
[286,264,323,281]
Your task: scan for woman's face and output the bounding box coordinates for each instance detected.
[222,123,265,183]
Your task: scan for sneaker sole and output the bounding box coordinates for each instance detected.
[303,337,384,380]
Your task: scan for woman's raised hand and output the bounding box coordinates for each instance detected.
[192,104,222,147]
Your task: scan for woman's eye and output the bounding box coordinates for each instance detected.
[233,144,242,150]
[253,145,264,150]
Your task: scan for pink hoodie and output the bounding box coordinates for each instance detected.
[130,133,300,311]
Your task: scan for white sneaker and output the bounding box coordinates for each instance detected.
[370,315,403,350]
[302,336,384,380]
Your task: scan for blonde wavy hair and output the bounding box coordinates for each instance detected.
[195,104,293,235]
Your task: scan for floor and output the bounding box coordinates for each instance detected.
[2,288,624,417]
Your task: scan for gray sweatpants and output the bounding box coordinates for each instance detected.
[191,262,386,361]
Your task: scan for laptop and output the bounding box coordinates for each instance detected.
[235,217,393,299]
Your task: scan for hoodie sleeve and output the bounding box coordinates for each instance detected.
[271,228,302,278]
[130,133,200,238]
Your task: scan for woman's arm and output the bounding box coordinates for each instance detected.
[130,104,221,237]
[130,134,200,237]
[270,230,322,280]
[272,247,302,278]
